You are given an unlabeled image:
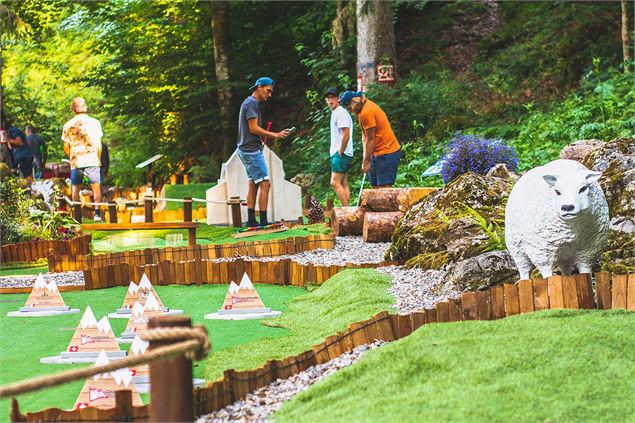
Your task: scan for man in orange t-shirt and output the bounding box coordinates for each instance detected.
[340,91,401,188]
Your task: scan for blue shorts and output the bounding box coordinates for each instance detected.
[70,167,101,185]
[370,149,402,187]
[331,153,353,173]
[238,149,269,184]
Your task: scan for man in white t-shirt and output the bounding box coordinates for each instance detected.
[62,97,104,221]
[325,87,354,206]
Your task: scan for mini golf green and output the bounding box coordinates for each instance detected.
[0,283,305,414]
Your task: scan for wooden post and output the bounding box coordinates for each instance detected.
[148,316,194,423]
[183,197,193,222]
[303,194,311,216]
[72,203,82,222]
[229,196,242,228]
[145,196,153,223]
[108,202,118,224]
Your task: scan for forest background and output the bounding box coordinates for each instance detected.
[1,0,633,202]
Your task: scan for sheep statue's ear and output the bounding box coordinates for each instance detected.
[542,174,558,186]
[585,171,602,184]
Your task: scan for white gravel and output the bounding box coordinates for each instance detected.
[378,266,460,313]
[0,271,84,289]
[197,342,384,423]
[248,236,391,266]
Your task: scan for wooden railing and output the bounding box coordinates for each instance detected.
[10,272,635,422]
[47,234,335,272]
[0,235,92,265]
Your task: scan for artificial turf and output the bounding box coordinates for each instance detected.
[274,309,635,423]
[205,268,394,380]
[164,183,216,211]
[89,223,331,253]
[0,283,305,415]
[0,260,49,277]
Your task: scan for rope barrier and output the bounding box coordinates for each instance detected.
[0,326,210,399]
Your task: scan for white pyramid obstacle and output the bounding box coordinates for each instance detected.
[74,350,143,409]
[205,273,282,320]
[7,274,80,317]
[40,306,126,364]
[119,291,164,343]
[108,273,182,319]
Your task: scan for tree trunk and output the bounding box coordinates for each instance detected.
[332,206,367,236]
[210,1,234,160]
[356,0,396,86]
[333,0,356,70]
[621,0,631,65]
[360,188,437,212]
[362,211,403,243]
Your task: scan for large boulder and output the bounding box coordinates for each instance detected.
[559,139,603,162]
[582,137,635,273]
[386,170,514,269]
[443,250,519,292]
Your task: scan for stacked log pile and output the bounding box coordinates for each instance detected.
[332,188,436,242]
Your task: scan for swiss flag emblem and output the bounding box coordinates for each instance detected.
[77,402,89,409]
[69,346,79,352]
[129,369,137,376]
[224,305,232,310]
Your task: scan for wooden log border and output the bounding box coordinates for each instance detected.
[0,235,92,265]
[47,234,336,273]
[11,271,635,422]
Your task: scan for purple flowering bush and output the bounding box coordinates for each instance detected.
[440,133,518,183]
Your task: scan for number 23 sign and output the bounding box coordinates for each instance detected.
[376,63,395,83]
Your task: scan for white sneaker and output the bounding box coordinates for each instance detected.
[94,215,102,222]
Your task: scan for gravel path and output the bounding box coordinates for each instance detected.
[378,266,459,313]
[197,342,385,423]
[246,236,391,266]
[0,271,84,289]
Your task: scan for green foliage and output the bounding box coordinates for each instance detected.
[28,208,80,241]
[461,204,506,252]
[275,309,635,422]
[510,62,635,170]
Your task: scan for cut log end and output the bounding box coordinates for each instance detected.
[362,211,404,243]
[332,207,367,236]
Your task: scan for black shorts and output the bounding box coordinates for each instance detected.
[370,149,402,186]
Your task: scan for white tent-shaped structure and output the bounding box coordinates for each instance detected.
[206,146,302,225]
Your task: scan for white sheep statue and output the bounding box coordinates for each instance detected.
[505,159,609,279]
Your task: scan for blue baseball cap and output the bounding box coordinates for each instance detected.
[339,90,363,106]
[249,77,275,91]
[7,126,25,140]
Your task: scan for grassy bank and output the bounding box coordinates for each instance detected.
[205,268,394,380]
[275,309,635,422]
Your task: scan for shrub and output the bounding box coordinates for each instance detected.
[440,133,518,183]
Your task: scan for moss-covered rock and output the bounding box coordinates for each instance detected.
[582,137,635,220]
[601,229,635,273]
[386,171,514,269]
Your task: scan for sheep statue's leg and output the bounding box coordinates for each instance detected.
[509,248,534,280]
[575,260,593,275]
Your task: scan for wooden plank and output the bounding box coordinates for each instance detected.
[503,283,520,317]
[461,292,478,320]
[532,278,549,311]
[575,274,594,309]
[490,285,505,319]
[348,321,368,347]
[475,290,491,320]
[424,308,437,324]
[435,301,450,323]
[517,279,534,314]
[612,274,628,309]
[595,272,611,310]
[447,298,462,322]
[396,314,412,339]
[627,274,635,311]
[324,335,342,360]
[547,275,564,309]
[561,275,579,309]
[411,311,426,331]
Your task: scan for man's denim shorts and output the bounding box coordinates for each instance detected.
[70,167,101,185]
[237,149,269,184]
[370,149,402,187]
